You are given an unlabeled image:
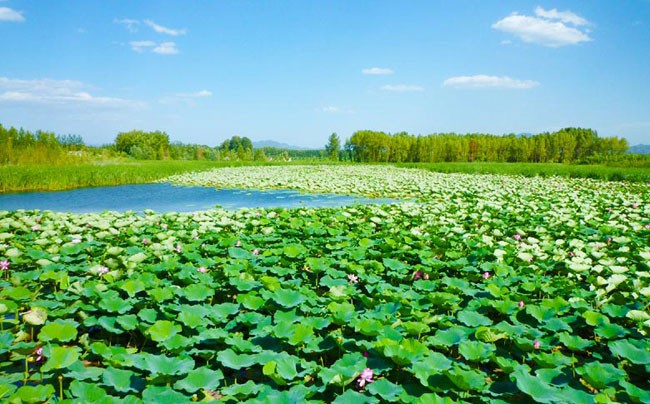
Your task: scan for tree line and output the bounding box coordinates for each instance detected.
[344,128,629,163]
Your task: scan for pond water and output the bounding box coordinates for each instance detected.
[0,183,397,213]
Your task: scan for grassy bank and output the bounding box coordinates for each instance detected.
[397,162,650,182]
[0,161,272,194]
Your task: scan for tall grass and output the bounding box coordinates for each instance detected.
[0,161,270,193]
[397,162,650,182]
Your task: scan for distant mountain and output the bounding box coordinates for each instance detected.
[253,140,312,150]
[627,144,650,154]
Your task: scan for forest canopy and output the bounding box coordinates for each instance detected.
[345,128,629,163]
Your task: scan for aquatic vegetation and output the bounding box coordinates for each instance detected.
[1,165,649,402]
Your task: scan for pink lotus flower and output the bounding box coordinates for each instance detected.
[348,274,358,283]
[142,238,149,244]
[413,271,423,280]
[161,223,168,230]
[514,234,521,241]
[71,238,81,244]
[518,301,525,308]
[252,249,259,255]
[34,347,43,362]
[97,266,109,277]
[633,203,638,209]
[236,240,241,247]
[31,225,39,231]
[533,340,541,349]
[645,225,650,230]
[423,273,430,280]
[482,272,491,279]
[0,260,9,271]
[568,251,574,257]
[357,368,373,388]
[175,244,182,253]
[363,351,369,358]
[197,267,207,273]
[607,237,612,243]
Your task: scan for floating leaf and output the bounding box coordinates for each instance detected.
[38,321,78,342]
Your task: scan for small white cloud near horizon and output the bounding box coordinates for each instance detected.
[493,7,591,47]
[362,67,394,75]
[381,84,424,93]
[159,90,212,104]
[153,42,179,55]
[320,106,354,113]
[0,6,25,22]
[443,75,539,89]
[0,77,144,109]
[144,20,186,36]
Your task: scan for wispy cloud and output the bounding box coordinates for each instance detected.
[153,42,179,55]
[0,77,144,109]
[534,7,588,26]
[362,67,394,75]
[160,90,212,104]
[129,40,156,52]
[381,84,424,93]
[114,18,140,32]
[128,40,178,55]
[493,7,591,47]
[144,20,186,36]
[320,106,354,113]
[0,6,24,22]
[443,75,539,89]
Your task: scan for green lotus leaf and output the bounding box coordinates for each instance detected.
[430,326,472,347]
[38,320,78,342]
[332,389,379,404]
[143,353,195,376]
[409,352,453,386]
[220,380,264,399]
[319,352,367,387]
[142,385,189,403]
[457,310,493,327]
[576,362,626,389]
[237,292,266,310]
[23,307,47,325]
[102,366,138,393]
[41,346,81,372]
[283,243,307,258]
[183,283,213,302]
[147,320,182,342]
[458,341,495,362]
[557,332,594,351]
[65,361,104,381]
[608,339,650,364]
[445,366,487,392]
[511,365,562,403]
[475,326,508,343]
[271,289,305,308]
[366,378,405,401]
[174,366,224,393]
[217,349,256,369]
[9,384,55,404]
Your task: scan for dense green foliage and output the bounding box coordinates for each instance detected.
[348,128,629,163]
[2,166,649,402]
[0,124,86,165]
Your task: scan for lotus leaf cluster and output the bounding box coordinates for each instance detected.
[1,165,649,402]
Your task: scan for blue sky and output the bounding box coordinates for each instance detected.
[1,1,648,148]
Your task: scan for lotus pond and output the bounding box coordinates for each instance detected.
[0,183,397,214]
[1,165,649,403]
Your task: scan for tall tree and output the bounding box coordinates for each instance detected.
[325,133,341,161]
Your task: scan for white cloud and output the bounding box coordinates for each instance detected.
[381,84,424,93]
[0,77,143,109]
[153,42,179,55]
[144,20,186,36]
[159,90,212,104]
[493,8,591,47]
[362,67,394,75]
[443,75,539,89]
[534,7,588,26]
[322,106,341,113]
[114,18,140,32]
[0,6,24,22]
[129,40,156,52]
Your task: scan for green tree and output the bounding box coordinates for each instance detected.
[325,133,341,161]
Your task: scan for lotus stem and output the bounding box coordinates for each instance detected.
[58,375,64,400]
